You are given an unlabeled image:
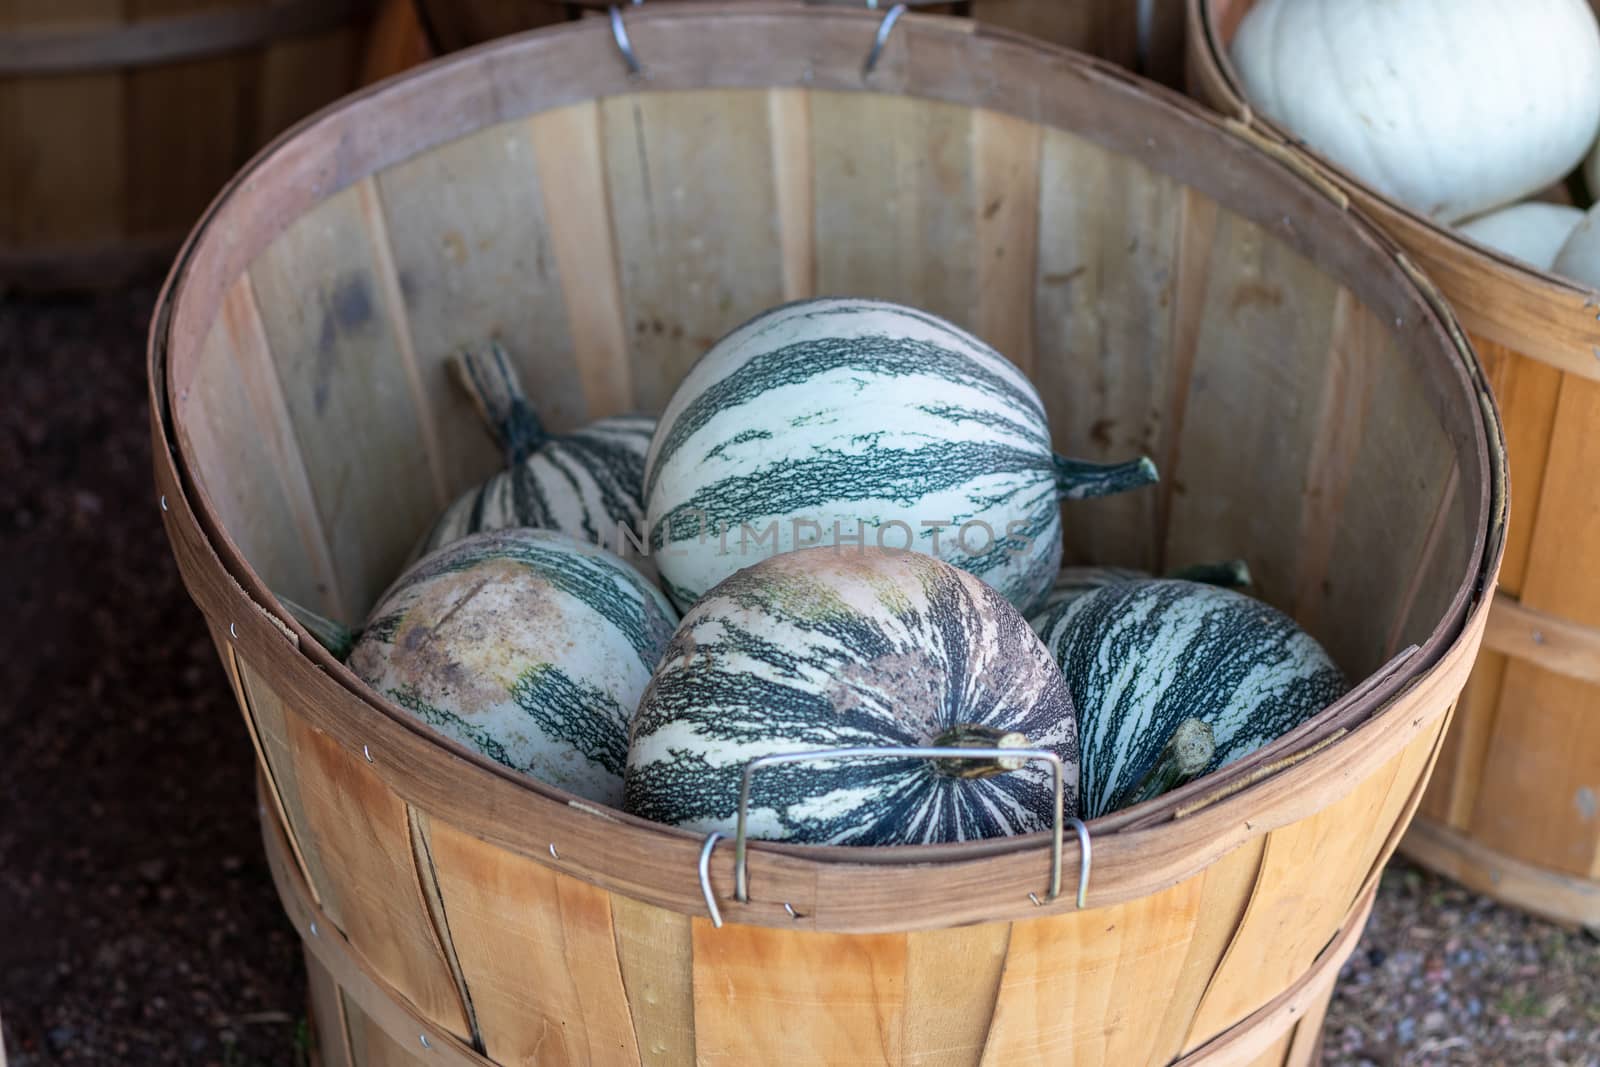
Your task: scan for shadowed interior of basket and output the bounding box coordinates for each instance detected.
[174,86,1479,685]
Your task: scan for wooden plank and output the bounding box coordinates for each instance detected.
[981,871,1206,1065]
[1183,727,1431,1047]
[344,993,432,1067]
[1419,650,1505,829]
[233,650,336,919]
[1481,593,1600,684]
[1400,817,1600,929]
[811,90,978,333]
[602,88,786,413]
[286,715,473,1038]
[180,290,346,619]
[973,107,1040,375]
[612,895,696,1066]
[1147,836,1266,1064]
[1470,666,1600,879]
[424,819,644,1066]
[257,24,362,143]
[306,950,356,1067]
[4,1,127,251]
[124,0,244,241]
[1283,986,1331,1067]
[769,87,815,303]
[1290,289,1380,633]
[248,183,445,616]
[969,1,1139,70]
[1471,337,1561,598]
[902,924,1011,1065]
[529,101,635,420]
[1031,126,1183,570]
[1318,328,1461,677]
[1163,207,1341,617]
[1236,1029,1293,1067]
[1471,370,1600,879]
[375,119,585,483]
[691,922,908,1064]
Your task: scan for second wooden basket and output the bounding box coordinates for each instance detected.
[1190,0,1600,932]
[152,5,1504,1064]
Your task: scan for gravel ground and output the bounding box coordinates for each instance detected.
[0,286,1595,1067]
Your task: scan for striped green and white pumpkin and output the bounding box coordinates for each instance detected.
[642,298,1157,613]
[349,528,677,806]
[624,545,1080,845]
[1033,559,1253,621]
[415,342,655,573]
[1036,579,1347,818]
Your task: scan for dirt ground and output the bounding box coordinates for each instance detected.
[0,286,1595,1067]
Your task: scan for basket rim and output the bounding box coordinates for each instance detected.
[1188,0,1600,374]
[148,2,1507,931]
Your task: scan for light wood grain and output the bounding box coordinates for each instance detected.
[902,924,1011,1065]
[248,183,445,616]
[612,895,697,1066]
[307,950,356,1067]
[1185,726,1436,1045]
[1147,836,1266,1063]
[811,90,978,333]
[974,107,1041,375]
[287,716,472,1038]
[528,102,636,421]
[769,87,816,304]
[425,818,644,1066]
[1033,127,1184,571]
[602,88,786,413]
[375,119,582,468]
[982,871,1205,1064]
[692,921,907,1064]
[1163,206,1340,622]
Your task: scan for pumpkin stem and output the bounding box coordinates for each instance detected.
[450,340,549,464]
[1052,454,1159,501]
[1167,559,1252,590]
[930,723,1031,778]
[1110,717,1215,812]
[278,595,359,661]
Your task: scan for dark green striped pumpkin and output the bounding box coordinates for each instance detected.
[349,528,677,806]
[624,545,1080,844]
[1036,579,1347,818]
[642,298,1157,613]
[416,342,655,574]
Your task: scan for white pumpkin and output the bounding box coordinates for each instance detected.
[1457,202,1585,269]
[1552,202,1600,287]
[1231,0,1600,223]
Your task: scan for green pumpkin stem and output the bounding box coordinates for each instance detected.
[1053,454,1159,501]
[450,340,548,464]
[1168,559,1252,590]
[1111,717,1215,812]
[931,723,1031,778]
[278,596,359,661]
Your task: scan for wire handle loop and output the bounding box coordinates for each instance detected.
[862,3,908,77]
[731,745,1069,907]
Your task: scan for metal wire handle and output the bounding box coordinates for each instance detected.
[607,0,915,77]
[696,745,1085,918]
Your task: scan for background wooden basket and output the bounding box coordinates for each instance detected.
[386,0,1189,86]
[0,0,376,291]
[1190,0,1600,933]
[150,6,1504,1064]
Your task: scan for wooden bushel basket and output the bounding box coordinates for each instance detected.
[150,6,1505,1064]
[1190,0,1600,933]
[0,0,375,291]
